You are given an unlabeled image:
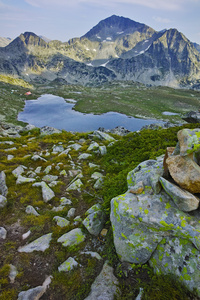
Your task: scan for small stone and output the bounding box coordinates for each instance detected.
[60,170,67,176]
[84,261,120,300]
[93,177,104,189]
[83,210,105,236]
[91,172,104,180]
[58,257,78,272]
[52,145,64,153]
[0,195,7,208]
[33,182,55,202]
[44,165,52,174]
[32,155,47,162]
[58,228,86,247]
[25,205,39,216]
[99,145,107,155]
[35,167,42,174]
[42,175,58,183]
[18,233,52,252]
[0,227,7,239]
[129,181,144,194]
[0,171,8,196]
[100,228,108,237]
[78,153,92,160]
[12,165,27,177]
[60,197,72,206]
[7,155,14,160]
[49,181,60,187]
[16,175,36,184]
[9,264,18,283]
[22,230,31,240]
[69,143,82,151]
[89,163,99,168]
[66,179,83,191]
[88,142,99,151]
[67,208,76,218]
[81,251,102,260]
[53,216,70,227]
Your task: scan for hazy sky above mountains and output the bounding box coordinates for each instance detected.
[1,0,200,43]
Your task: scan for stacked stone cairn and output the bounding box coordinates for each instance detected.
[110,128,200,295]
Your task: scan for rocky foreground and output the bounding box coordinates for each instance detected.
[1,123,200,299]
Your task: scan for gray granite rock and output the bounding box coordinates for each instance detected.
[0,227,7,239]
[58,257,79,272]
[84,261,120,300]
[83,205,105,236]
[18,233,52,253]
[42,175,58,183]
[0,195,7,208]
[12,165,27,178]
[25,205,39,216]
[66,179,83,191]
[16,175,36,184]
[58,228,86,247]
[160,177,200,212]
[0,171,8,197]
[33,182,55,202]
[53,216,70,227]
[149,237,200,296]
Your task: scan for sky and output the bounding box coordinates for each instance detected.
[1,0,200,44]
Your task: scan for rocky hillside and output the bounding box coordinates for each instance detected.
[0,15,200,88]
[1,121,200,299]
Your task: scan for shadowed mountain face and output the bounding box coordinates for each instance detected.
[0,15,200,88]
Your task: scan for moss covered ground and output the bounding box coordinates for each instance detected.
[0,124,200,299]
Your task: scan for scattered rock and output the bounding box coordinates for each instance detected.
[16,175,36,184]
[58,257,79,272]
[32,155,47,162]
[53,216,70,227]
[17,276,52,300]
[84,261,120,300]
[81,251,102,260]
[33,182,55,202]
[9,264,18,284]
[83,204,105,236]
[182,111,200,123]
[67,208,76,219]
[92,130,116,142]
[18,233,52,253]
[0,227,7,239]
[58,228,86,247]
[42,175,58,183]
[22,230,31,240]
[40,126,61,135]
[0,171,8,196]
[0,195,7,208]
[66,179,83,191]
[78,153,92,160]
[60,197,72,206]
[25,205,39,216]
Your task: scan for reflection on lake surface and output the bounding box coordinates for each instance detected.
[18,94,161,132]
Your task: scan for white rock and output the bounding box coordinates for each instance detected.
[66,179,83,191]
[60,197,72,206]
[58,228,86,247]
[44,165,52,174]
[58,257,79,272]
[9,264,18,283]
[53,216,70,227]
[33,182,55,202]
[0,227,7,239]
[67,208,76,218]
[18,233,52,253]
[12,165,27,177]
[25,205,39,216]
[7,155,14,160]
[16,175,36,184]
[78,153,92,160]
[0,195,7,208]
[22,230,31,240]
[81,251,102,260]
[32,155,47,162]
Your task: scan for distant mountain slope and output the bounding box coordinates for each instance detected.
[82,15,155,42]
[107,28,200,88]
[0,37,12,47]
[0,16,200,88]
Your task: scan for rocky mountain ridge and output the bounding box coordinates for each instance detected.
[0,15,200,88]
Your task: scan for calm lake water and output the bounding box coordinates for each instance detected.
[18,94,162,132]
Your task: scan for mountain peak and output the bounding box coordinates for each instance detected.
[81,15,154,42]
